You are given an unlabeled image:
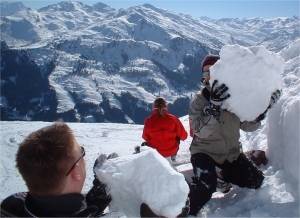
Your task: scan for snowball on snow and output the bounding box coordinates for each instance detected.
[95,149,189,217]
[210,45,284,121]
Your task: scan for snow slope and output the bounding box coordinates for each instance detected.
[1,114,299,216]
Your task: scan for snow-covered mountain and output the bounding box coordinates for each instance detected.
[1,1,299,123]
[0,1,29,16]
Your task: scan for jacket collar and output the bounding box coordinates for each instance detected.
[24,193,86,217]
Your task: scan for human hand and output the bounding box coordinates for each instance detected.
[210,80,230,106]
[93,153,119,174]
[268,89,281,109]
[203,103,221,118]
[177,198,190,217]
[255,89,282,122]
[107,152,118,159]
[255,112,266,122]
[141,142,148,146]
[93,154,107,175]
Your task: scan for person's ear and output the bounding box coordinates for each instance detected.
[70,163,82,181]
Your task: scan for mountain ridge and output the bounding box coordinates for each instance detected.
[1,1,299,123]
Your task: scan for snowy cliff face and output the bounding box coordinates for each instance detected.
[0,1,29,16]
[267,39,300,198]
[0,1,299,123]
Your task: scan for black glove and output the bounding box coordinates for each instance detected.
[134,146,141,154]
[86,178,111,212]
[255,112,266,122]
[210,80,230,106]
[141,142,148,146]
[268,89,281,109]
[93,153,119,174]
[88,159,110,212]
[255,89,282,122]
[177,198,190,217]
[203,103,221,118]
[88,153,119,211]
[92,153,118,189]
[92,154,108,195]
[107,152,118,159]
[93,154,107,175]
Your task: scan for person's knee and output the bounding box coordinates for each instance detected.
[222,154,265,189]
[249,169,264,189]
[240,154,265,189]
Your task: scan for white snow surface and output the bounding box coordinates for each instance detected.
[1,114,299,216]
[267,39,300,199]
[95,149,189,217]
[210,45,284,121]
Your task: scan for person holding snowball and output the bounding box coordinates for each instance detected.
[0,122,111,217]
[188,54,281,215]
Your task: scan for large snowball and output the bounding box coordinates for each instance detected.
[210,45,284,121]
[95,149,189,217]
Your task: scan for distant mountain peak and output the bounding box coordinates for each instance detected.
[38,1,86,12]
[141,3,158,10]
[0,1,28,16]
[139,3,168,14]
[93,2,115,12]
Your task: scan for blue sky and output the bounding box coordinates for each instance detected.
[10,0,300,19]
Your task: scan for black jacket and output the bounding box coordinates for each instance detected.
[0,180,111,217]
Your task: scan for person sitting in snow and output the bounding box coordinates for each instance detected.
[188,54,281,215]
[0,122,111,217]
[142,97,188,164]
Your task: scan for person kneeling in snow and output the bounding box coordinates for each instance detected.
[188,54,281,215]
[142,97,188,164]
[0,122,111,217]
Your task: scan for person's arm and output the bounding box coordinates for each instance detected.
[142,119,150,142]
[240,120,261,132]
[255,89,282,123]
[176,118,188,141]
[86,178,111,213]
[86,155,112,213]
[241,89,282,132]
[189,93,218,138]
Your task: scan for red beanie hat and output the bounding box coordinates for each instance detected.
[201,54,220,71]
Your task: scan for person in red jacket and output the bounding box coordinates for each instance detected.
[142,97,188,163]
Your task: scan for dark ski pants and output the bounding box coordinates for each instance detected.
[188,152,264,215]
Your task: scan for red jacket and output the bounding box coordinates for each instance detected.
[142,109,188,157]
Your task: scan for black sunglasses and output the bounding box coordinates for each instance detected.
[65,146,85,176]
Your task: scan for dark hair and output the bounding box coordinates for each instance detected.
[154,97,167,116]
[16,122,75,195]
[201,54,220,71]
